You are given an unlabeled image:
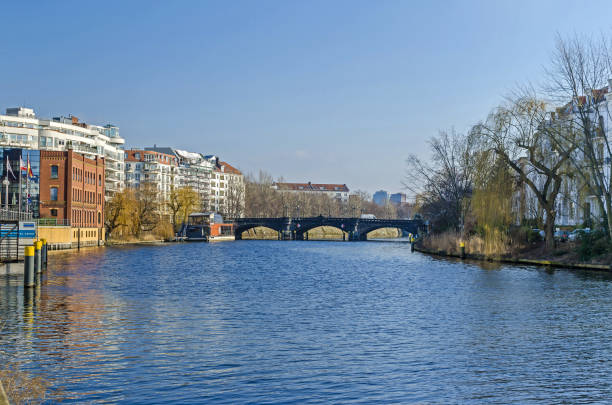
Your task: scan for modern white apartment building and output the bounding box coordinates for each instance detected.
[124,149,180,203]
[209,156,245,217]
[0,107,125,200]
[147,146,214,211]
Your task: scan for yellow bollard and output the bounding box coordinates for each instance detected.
[460,241,466,259]
[40,238,48,269]
[34,241,42,274]
[23,246,35,287]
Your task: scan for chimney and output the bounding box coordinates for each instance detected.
[71,116,78,124]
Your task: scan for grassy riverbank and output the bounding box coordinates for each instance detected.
[420,230,612,269]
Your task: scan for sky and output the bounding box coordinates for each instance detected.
[2,1,612,197]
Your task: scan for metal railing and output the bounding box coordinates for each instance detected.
[0,209,33,222]
[36,218,71,226]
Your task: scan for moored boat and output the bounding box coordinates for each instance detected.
[184,212,235,242]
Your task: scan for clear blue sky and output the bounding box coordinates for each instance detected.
[2,1,612,196]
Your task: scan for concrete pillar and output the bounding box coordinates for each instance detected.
[23,246,35,288]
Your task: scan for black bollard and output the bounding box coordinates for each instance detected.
[460,242,466,259]
[411,242,415,252]
[23,246,35,288]
[41,238,48,269]
[34,241,42,274]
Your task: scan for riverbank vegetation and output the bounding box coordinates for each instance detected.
[1,321,52,404]
[104,185,200,242]
[411,33,612,264]
[0,362,50,404]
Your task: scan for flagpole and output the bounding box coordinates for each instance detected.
[4,157,8,211]
[26,154,30,214]
[4,176,8,211]
[18,155,22,219]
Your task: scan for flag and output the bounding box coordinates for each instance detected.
[27,155,33,178]
[19,156,26,172]
[6,157,14,179]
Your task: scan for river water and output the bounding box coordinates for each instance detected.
[1,240,612,403]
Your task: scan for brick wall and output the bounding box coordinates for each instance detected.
[39,150,105,228]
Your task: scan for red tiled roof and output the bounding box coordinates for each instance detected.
[274,182,349,192]
[216,161,242,175]
[125,149,178,165]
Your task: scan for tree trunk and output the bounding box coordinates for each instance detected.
[544,208,556,251]
[606,196,612,241]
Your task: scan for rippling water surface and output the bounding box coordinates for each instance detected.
[2,240,612,403]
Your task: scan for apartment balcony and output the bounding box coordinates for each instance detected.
[0,136,37,149]
[107,171,124,181]
[106,163,122,172]
[144,165,162,173]
[71,143,99,155]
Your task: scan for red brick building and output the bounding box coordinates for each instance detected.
[39,150,105,230]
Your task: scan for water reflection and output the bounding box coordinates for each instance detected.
[0,242,612,403]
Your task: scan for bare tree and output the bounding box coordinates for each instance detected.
[132,183,160,237]
[404,130,475,233]
[545,34,612,238]
[473,95,576,250]
[223,175,245,219]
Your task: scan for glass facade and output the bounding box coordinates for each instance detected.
[0,148,40,217]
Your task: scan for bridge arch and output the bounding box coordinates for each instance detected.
[297,225,348,240]
[237,225,283,240]
[234,223,284,240]
[357,223,420,241]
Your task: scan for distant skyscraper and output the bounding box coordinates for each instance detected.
[390,192,407,205]
[373,190,389,206]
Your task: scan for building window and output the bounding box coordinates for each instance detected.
[51,165,58,179]
[50,209,57,217]
[50,187,58,201]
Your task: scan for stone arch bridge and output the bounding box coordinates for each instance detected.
[234,216,425,241]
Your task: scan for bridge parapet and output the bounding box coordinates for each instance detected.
[234,216,425,241]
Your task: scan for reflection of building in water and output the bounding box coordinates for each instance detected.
[0,251,121,373]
